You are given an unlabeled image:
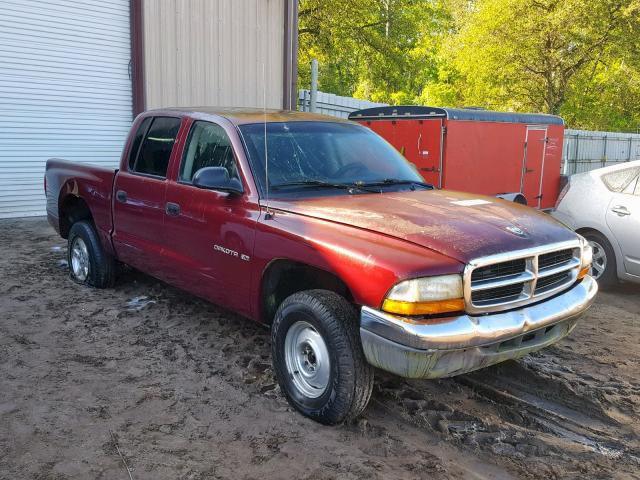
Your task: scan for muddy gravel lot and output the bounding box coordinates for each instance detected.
[1,218,639,479]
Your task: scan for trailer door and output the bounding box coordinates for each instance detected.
[394,119,443,187]
[521,126,547,208]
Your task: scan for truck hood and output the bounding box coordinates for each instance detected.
[268,190,577,263]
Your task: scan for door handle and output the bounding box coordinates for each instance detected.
[420,166,440,172]
[165,202,181,216]
[611,205,631,216]
[116,190,127,203]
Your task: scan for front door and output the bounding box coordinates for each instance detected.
[521,126,547,208]
[112,116,183,278]
[163,120,257,317]
[605,170,640,277]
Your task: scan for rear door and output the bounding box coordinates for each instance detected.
[112,116,183,277]
[604,167,640,276]
[364,119,443,187]
[163,119,257,317]
[521,126,547,208]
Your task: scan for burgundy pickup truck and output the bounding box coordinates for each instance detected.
[45,108,597,424]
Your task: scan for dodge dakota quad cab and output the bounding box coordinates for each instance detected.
[45,108,598,425]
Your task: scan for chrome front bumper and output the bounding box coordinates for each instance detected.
[360,275,598,379]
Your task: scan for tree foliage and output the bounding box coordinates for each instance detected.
[298,0,640,131]
[298,0,450,103]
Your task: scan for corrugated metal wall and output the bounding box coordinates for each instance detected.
[298,90,388,118]
[0,0,132,218]
[143,0,285,109]
[563,129,640,174]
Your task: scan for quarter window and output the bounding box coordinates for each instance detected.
[179,121,239,182]
[624,173,639,196]
[601,167,640,193]
[133,117,182,177]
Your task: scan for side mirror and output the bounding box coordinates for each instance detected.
[192,167,243,194]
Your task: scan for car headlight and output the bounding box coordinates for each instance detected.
[382,274,465,316]
[577,234,592,280]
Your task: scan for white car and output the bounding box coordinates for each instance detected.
[553,160,640,286]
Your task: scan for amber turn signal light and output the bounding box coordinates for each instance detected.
[577,266,590,280]
[382,298,465,316]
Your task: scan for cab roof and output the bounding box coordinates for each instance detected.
[143,107,351,126]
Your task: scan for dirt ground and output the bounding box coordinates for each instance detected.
[1,217,639,480]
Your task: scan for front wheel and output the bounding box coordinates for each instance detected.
[584,231,617,287]
[271,290,374,425]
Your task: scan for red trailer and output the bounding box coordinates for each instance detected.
[348,106,565,209]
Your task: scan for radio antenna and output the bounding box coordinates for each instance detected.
[262,62,273,220]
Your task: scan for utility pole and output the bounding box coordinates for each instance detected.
[310,58,318,113]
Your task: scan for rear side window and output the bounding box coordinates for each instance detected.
[127,117,152,170]
[601,167,640,193]
[132,117,182,177]
[179,121,239,182]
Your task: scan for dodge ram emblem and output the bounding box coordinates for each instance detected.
[506,225,527,237]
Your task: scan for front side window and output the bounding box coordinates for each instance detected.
[602,167,640,193]
[239,121,425,196]
[132,117,182,177]
[179,121,239,182]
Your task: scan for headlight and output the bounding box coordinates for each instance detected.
[577,234,592,279]
[382,274,465,316]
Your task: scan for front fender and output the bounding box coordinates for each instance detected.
[249,209,463,320]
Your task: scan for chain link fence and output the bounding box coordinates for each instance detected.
[298,90,386,118]
[562,129,640,174]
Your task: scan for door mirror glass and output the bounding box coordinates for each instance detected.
[192,167,243,194]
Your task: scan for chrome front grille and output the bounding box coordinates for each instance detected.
[464,241,582,314]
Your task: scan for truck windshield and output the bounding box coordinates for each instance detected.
[238,121,427,196]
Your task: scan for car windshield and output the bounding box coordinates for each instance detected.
[238,121,428,196]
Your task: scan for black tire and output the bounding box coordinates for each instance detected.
[271,289,374,425]
[583,231,617,287]
[67,220,116,288]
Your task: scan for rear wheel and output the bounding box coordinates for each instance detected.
[583,231,617,287]
[68,220,116,288]
[271,290,374,425]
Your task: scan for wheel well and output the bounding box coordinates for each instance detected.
[59,195,93,239]
[261,260,353,324]
[576,227,605,240]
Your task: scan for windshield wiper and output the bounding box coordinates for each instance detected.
[359,178,434,190]
[270,180,379,193]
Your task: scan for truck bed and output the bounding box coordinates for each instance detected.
[45,158,117,248]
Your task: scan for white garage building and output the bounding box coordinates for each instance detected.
[0,0,298,218]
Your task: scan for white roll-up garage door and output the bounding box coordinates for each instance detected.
[0,0,132,218]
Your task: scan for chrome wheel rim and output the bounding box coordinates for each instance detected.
[589,240,607,280]
[284,321,330,398]
[70,237,90,281]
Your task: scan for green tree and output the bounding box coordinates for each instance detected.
[298,0,449,103]
[425,0,640,129]
[298,0,640,131]
[452,0,640,114]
